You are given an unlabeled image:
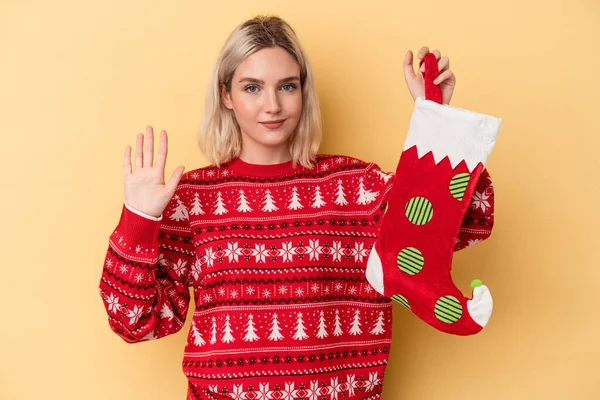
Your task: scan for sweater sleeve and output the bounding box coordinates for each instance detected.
[362,162,395,232]
[454,167,495,251]
[98,184,196,343]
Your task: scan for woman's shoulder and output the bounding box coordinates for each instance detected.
[314,153,374,170]
[179,162,223,183]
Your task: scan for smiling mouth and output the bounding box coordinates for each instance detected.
[260,119,286,128]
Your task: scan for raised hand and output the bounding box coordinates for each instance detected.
[403,46,456,105]
[123,126,185,218]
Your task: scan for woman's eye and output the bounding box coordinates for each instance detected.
[244,84,296,93]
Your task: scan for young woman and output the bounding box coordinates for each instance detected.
[99,15,496,399]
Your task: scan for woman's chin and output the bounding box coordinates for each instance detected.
[257,133,294,146]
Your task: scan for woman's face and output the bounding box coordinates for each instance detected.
[221,46,303,160]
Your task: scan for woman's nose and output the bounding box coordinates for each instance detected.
[264,90,282,113]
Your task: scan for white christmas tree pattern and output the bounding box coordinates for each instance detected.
[141,330,156,341]
[334,179,348,206]
[292,312,309,340]
[190,192,205,215]
[160,304,174,320]
[213,191,228,215]
[191,320,206,346]
[356,177,379,205]
[375,169,393,183]
[243,314,260,342]
[287,186,303,210]
[349,310,362,335]
[210,316,217,344]
[170,195,189,221]
[221,315,235,343]
[370,311,385,335]
[262,189,279,212]
[268,313,284,341]
[236,189,253,212]
[311,185,326,208]
[333,309,343,336]
[316,310,328,339]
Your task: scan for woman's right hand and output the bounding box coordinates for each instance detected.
[124,126,185,218]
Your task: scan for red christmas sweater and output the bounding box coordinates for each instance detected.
[99,153,494,399]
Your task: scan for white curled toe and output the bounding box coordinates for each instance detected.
[467,284,493,328]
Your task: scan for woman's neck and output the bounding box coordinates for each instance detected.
[237,148,292,165]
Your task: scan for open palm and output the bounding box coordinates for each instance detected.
[124,126,185,218]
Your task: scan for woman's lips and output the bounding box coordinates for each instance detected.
[260,119,285,129]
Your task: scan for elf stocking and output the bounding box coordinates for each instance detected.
[366,53,502,336]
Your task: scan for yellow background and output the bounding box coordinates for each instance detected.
[2,0,598,399]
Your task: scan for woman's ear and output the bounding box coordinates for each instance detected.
[220,83,233,110]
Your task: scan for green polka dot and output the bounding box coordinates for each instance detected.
[392,294,410,310]
[397,247,424,275]
[405,197,433,225]
[449,173,471,201]
[434,296,463,324]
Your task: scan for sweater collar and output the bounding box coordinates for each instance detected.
[227,156,299,177]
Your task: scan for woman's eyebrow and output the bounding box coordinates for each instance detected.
[238,76,300,84]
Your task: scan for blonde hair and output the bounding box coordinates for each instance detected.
[198,15,322,170]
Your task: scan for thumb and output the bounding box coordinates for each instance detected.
[403,50,417,82]
[166,166,185,193]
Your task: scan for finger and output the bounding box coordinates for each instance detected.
[421,49,442,73]
[135,132,143,170]
[403,50,417,81]
[417,46,430,59]
[166,166,185,194]
[155,130,168,174]
[417,46,429,72]
[438,56,450,72]
[124,145,132,175]
[143,126,154,168]
[433,70,454,85]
